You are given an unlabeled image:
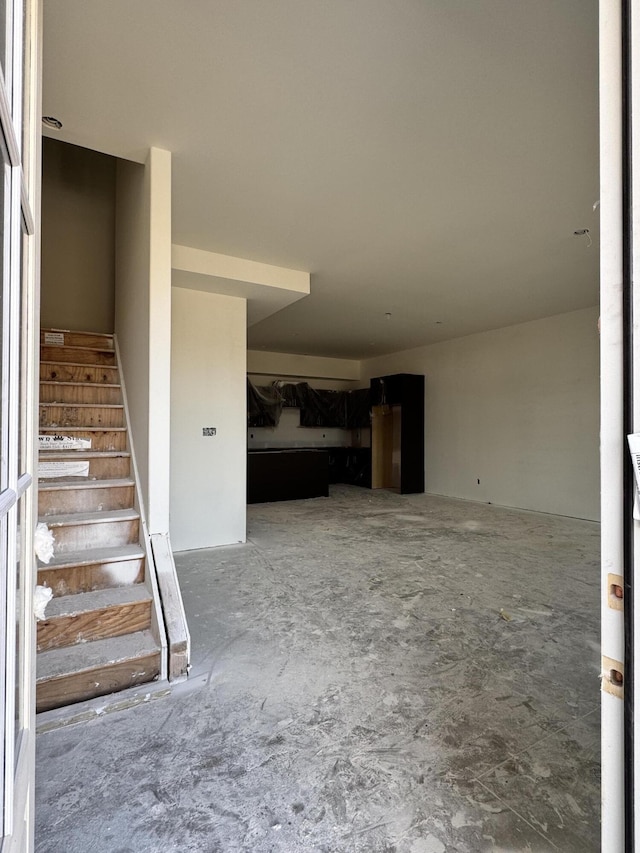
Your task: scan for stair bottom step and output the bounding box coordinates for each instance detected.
[36,631,160,713]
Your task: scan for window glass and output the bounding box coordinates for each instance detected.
[0,164,5,491]
[0,512,7,825]
[0,0,7,87]
[14,493,26,746]
[17,227,23,474]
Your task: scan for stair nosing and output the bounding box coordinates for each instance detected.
[38,477,135,491]
[42,327,114,339]
[39,402,124,409]
[40,380,121,389]
[38,450,130,459]
[43,584,151,618]
[37,544,145,569]
[39,427,127,433]
[41,360,118,369]
[40,344,116,354]
[41,508,140,527]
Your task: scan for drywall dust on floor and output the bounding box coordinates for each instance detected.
[35,485,600,853]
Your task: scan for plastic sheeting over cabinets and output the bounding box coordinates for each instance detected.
[247,379,370,429]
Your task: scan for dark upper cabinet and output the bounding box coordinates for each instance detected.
[370,373,424,494]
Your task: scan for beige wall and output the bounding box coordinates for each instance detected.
[361,307,600,520]
[41,138,116,333]
[170,288,247,550]
[115,148,172,533]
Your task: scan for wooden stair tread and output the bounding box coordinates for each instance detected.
[40,380,121,389]
[39,426,127,433]
[44,584,151,619]
[40,359,117,368]
[37,630,159,682]
[42,508,139,528]
[39,343,115,353]
[39,450,130,458]
[39,401,124,409]
[42,327,114,339]
[38,544,145,570]
[38,477,134,491]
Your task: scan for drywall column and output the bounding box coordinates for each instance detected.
[599,2,625,850]
[115,147,172,534]
[170,288,247,550]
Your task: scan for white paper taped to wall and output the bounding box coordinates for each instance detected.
[43,332,64,346]
[39,434,91,450]
[627,434,640,520]
[38,460,90,478]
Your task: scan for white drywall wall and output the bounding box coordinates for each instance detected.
[170,288,247,550]
[361,307,600,520]
[41,138,115,333]
[115,148,172,533]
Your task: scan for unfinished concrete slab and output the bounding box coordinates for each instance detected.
[35,485,600,852]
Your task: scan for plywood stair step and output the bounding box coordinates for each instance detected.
[40,381,122,405]
[38,428,128,452]
[39,401,125,428]
[39,477,135,515]
[43,508,140,553]
[39,450,131,476]
[41,361,119,384]
[39,476,134,490]
[41,329,115,350]
[37,584,152,651]
[40,345,117,365]
[37,544,145,596]
[36,630,160,713]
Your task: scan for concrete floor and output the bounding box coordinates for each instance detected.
[35,485,600,853]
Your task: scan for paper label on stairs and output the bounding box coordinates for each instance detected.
[43,332,65,346]
[38,460,90,478]
[39,434,91,450]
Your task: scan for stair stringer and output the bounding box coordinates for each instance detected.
[113,334,190,681]
[113,334,168,682]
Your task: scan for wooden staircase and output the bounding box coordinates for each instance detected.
[36,329,166,713]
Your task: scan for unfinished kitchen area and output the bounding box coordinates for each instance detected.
[31,2,607,853]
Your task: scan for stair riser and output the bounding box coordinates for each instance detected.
[41,331,114,350]
[41,363,119,384]
[38,557,145,596]
[39,485,135,516]
[38,429,127,451]
[51,518,139,554]
[40,384,122,405]
[39,404,124,428]
[37,600,151,651]
[36,652,160,713]
[41,346,116,365]
[39,455,131,480]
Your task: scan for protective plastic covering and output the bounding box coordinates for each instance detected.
[248,379,371,429]
[247,380,283,427]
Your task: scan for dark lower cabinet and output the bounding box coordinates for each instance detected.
[327,447,372,488]
[247,449,329,503]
